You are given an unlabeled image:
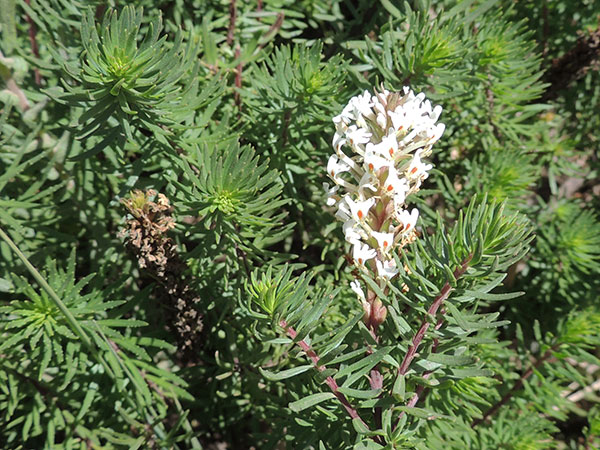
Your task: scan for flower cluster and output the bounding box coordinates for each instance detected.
[325,87,445,323]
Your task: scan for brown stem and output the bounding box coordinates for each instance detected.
[281,109,292,148]
[471,345,558,427]
[391,258,471,432]
[24,0,42,84]
[397,254,473,377]
[256,12,284,52]
[280,320,370,430]
[226,0,237,46]
[402,319,443,411]
[234,45,242,112]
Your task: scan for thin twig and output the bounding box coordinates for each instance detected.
[397,254,473,377]
[234,45,242,112]
[226,0,237,46]
[280,320,371,431]
[391,255,472,432]
[401,318,443,414]
[24,0,42,85]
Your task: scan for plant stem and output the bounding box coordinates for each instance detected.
[0,226,95,352]
[391,254,472,432]
[280,320,370,429]
[401,319,443,413]
[24,0,42,85]
[226,0,236,46]
[397,254,473,377]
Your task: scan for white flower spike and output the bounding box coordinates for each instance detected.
[325,87,443,301]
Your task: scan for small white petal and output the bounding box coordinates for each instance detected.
[383,167,409,198]
[350,280,366,301]
[396,208,419,235]
[353,242,377,266]
[345,195,375,222]
[327,154,350,180]
[371,230,395,253]
[406,150,433,180]
[376,258,399,279]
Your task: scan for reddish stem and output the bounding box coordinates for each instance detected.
[24,0,42,85]
[234,45,242,111]
[398,319,443,419]
[226,0,237,46]
[280,320,369,429]
[397,254,472,377]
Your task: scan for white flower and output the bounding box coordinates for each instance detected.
[394,187,409,207]
[327,154,351,180]
[357,172,378,197]
[327,87,444,283]
[323,182,339,206]
[405,150,433,180]
[343,219,363,243]
[389,107,419,134]
[349,90,374,120]
[430,104,443,122]
[376,258,399,280]
[369,134,398,160]
[376,112,388,130]
[350,279,366,301]
[335,197,352,222]
[430,123,446,144]
[345,195,375,222]
[364,150,390,173]
[371,230,395,253]
[345,126,372,151]
[396,208,419,234]
[353,242,377,266]
[350,279,370,313]
[333,110,352,129]
[383,166,409,199]
[332,132,346,152]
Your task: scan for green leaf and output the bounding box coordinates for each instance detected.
[425,353,475,366]
[396,406,452,420]
[352,418,371,435]
[392,373,405,401]
[338,347,393,388]
[336,387,382,399]
[449,368,494,378]
[259,365,313,381]
[289,392,335,412]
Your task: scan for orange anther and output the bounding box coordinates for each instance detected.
[368,163,374,171]
[358,210,363,219]
[410,167,418,174]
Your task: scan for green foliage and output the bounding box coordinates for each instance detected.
[66,6,197,140]
[1,0,598,448]
[171,140,293,260]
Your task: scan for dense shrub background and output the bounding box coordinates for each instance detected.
[1,0,599,448]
